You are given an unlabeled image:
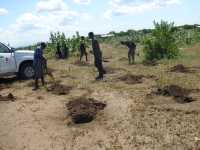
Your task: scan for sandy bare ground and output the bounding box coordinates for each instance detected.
[0,44,200,150]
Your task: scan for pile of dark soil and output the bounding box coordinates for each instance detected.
[47,83,73,95]
[0,77,17,84]
[118,74,144,84]
[143,60,158,66]
[0,77,17,90]
[0,93,15,102]
[153,85,195,104]
[66,98,106,124]
[170,64,192,73]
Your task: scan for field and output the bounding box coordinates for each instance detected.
[0,43,200,150]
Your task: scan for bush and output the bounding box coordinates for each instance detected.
[47,31,83,58]
[143,21,179,61]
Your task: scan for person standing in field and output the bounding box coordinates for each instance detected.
[33,42,47,91]
[121,41,136,65]
[88,32,106,80]
[56,43,62,59]
[79,36,88,62]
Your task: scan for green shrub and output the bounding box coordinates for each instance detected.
[143,20,180,61]
[46,31,85,58]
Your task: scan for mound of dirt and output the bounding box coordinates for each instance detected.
[143,60,158,66]
[0,78,17,90]
[66,98,106,124]
[47,83,73,95]
[153,85,195,104]
[0,77,17,84]
[119,74,143,84]
[170,64,192,73]
[0,93,15,102]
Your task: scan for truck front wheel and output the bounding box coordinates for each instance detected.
[19,62,35,79]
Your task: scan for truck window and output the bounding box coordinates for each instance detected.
[0,43,10,53]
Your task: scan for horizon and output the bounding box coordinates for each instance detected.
[0,0,199,47]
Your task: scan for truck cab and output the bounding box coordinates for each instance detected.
[0,42,35,79]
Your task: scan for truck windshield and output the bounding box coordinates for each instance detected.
[0,42,10,53]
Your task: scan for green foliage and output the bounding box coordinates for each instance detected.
[97,24,200,49]
[47,31,89,58]
[48,32,69,58]
[16,22,200,60]
[143,20,179,61]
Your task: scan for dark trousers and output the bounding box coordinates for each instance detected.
[128,49,135,64]
[95,60,105,78]
[34,76,45,88]
[80,51,88,61]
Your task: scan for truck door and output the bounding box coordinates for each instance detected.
[0,43,16,74]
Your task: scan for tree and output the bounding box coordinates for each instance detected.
[143,20,179,60]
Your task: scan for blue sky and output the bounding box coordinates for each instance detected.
[0,0,199,47]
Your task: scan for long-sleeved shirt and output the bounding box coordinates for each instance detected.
[122,41,136,50]
[33,47,43,67]
[80,43,86,53]
[92,39,102,60]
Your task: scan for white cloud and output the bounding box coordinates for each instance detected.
[0,12,79,46]
[0,8,8,16]
[36,0,68,12]
[73,0,92,5]
[0,0,93,47]
[105,0,181,18]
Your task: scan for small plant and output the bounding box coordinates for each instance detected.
[143,20,180,61]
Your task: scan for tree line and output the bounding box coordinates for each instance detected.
[16,21,200,61]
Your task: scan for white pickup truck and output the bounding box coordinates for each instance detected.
[0,42,35,79]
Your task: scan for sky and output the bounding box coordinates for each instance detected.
[0,0,199,47]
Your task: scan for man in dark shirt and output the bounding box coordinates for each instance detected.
[88,32,106,80]
[33,42,47,91]
[121,41,136,64]
[79,36,88,62]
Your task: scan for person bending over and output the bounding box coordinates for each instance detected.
[121,41,136,65]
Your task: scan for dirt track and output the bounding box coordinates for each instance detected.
[0,44,200,150]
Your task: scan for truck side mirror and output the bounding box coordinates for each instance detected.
[10,48,15,53]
